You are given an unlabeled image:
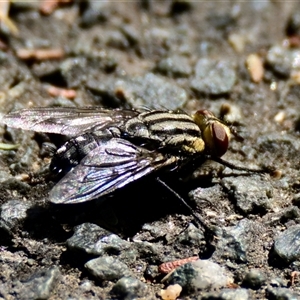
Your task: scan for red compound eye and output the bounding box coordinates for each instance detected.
[211,122,229,157]
[193,109,230,157]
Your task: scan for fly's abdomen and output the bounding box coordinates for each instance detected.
[124,110,205,154]
[50,133,103,174]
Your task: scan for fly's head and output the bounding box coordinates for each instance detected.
[193,109,231,157]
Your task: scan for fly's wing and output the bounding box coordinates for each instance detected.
[49,138,177,204]
[2,107,139,136]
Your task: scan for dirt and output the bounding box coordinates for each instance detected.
[0,1,300,299]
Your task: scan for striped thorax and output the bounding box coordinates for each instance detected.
[124,110,205,154]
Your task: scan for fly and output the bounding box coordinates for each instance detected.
[2,107,269,226]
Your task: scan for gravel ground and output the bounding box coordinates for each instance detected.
[0,1,300,299]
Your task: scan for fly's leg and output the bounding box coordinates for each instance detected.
[156,177,215,236]
[212,157,274,174]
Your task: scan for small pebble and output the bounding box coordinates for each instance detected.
[160,284,182,300]
[246,54,264,83]
[67,222,130,256]
[273,225,300,264]
[242,269,266,289]
[191,58,236,95]
[0,199,31,231]
[110,276,148,299]
[85,256,132,281]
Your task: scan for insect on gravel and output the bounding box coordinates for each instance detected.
[2,106,270,227]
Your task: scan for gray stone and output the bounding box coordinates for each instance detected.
[189,185,224,208]
[86,72,187,110]
[155,55,192,77]
[273,225,300,264]
[115,73,188,109]
[202,288,249,300]
[59,57,89,88]
[269,277,288,288]
[266,45,300,78]
[110,276,148,299]
[219,103,243,124]
[242,269,266,289]
[14,267,61,300]
[213,219,265,263]
[85,256,132,282]
[221,176,273,214]
[191,58,236,95]
[163,259,233,294]
[292,193,300,206]
[0,199,31,231]
[218,288,249,300]
[257,133,300,154]
[67,223,130,256]
[132,240,163,264]
[106,30,130,50]
[80,0,113,27]
[278,206,300,222]
[267,287,300,300]
[176,223,205,247]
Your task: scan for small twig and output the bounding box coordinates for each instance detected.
[39,0,73,15]
[46,86,77,99]
[16,48,64,61]
[158,256,199,274]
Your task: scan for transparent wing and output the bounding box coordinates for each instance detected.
[49,138,177,204]
[3,107,139,136]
